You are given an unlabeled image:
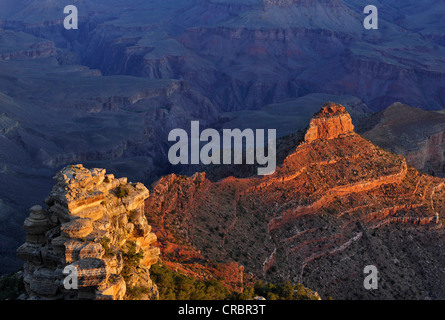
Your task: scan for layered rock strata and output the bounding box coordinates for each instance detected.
[17,164,160,300]
[304,103,355,142]
[363,103,445,178]
[146,103,445,299]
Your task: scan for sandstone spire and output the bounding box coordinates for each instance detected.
[304,102,355,143]
[17,164,160,300]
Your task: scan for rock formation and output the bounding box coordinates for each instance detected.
[16,164,160,300]
[304,103,355,142]
[12,103,445,300]
[363,103,445,178]
[2,0,445,276]
[146,103,445,299]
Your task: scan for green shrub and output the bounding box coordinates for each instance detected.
[0,271,25,300]
[250,279,318,300]
[123,241,144,267]
[100,236,115,257]
[125,285,152,300]
[149,263,320,301]
[117,186,129,198]
[149,262,231,300]
[128,210,139,223]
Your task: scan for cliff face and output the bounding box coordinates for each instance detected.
[2,0,445,276]
[146,103,445,299]
[17,165,160,300]
[0,30,57,61]
[56,0,445,114]
[14,103,445,300]
[363,103,445,178]
[145,172,252,293]
[304,103,354,142]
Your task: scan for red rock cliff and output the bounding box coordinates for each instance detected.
[304,103,355,142]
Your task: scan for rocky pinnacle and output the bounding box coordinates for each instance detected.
[17,164,160,300]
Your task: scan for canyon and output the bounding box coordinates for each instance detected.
[144,104,445,299]
[0,1,444,295]
[363,103,445,178]
[11,103,445,300]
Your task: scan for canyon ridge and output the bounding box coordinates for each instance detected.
[14,103,444,299]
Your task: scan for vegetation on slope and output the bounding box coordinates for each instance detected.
[149,262,320,300]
